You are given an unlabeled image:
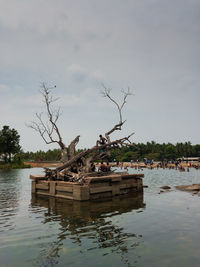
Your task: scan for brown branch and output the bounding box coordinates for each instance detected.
[68,135,80,160]
[101,85,133,143]
[56,134,134,172]
[105,121,125,143]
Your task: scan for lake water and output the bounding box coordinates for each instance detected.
[0,167,200,267]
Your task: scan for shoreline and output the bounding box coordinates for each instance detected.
[24,161,200,169]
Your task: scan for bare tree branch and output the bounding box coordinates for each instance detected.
[28,82,135,181]
[27,83,70,162]
[101,84,133,143]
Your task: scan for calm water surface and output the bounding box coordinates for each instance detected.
[0,167,200,267]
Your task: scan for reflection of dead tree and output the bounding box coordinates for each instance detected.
[31,194,144,267]
[28,83,134,182]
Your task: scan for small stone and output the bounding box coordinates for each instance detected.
[160,186,171,190]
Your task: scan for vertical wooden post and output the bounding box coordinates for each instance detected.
[73,185,90,200]
[112,183,120,196]
[32,180,36,193]
[137,179,143,192]
[50,181,56,196]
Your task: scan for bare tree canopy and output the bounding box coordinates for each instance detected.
[101,85,133,143]
[27,83,79,162]
[28,83,134,182]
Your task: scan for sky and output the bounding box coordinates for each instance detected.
[0,0,199,152]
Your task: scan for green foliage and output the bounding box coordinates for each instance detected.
[0,125,21,163]
[109,141,200,162]
[20,148,86,162]
[20,149,61,161]
[0,163,31,169]
[121,151,139,162]
[7,140,200,164]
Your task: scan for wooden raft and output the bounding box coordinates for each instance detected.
[30,173,144,201]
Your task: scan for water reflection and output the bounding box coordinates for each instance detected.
[0,170,21,232]
[31,193,145,266]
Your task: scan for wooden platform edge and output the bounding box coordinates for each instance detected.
[31,173,144,201]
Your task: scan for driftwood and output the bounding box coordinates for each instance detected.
[57,135,133,172]
[28,83,134,182]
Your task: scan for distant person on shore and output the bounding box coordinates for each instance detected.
[130,159,134,167]
[98,162,107,172]
[106,162,111,171]
[98,162,111,172]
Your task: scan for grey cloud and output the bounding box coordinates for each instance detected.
[0,0,199,150]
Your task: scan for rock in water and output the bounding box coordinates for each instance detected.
[160,185,171,190]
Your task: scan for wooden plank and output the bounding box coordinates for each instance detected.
[120,180,138,185]
[120,182,138,189]
[37,181,49,185]
[90,186,112,194]
[36,184,49,190]
[89,182,110,188]
[90,191,112,199]
[30,174,46,180]
[86,175,121,184]
[36,190,51,196]
[56,194,74,200]
[56,191,73,197]
[120,188,137,194]
[56,181,76,186]
[56,185,73,192]
[111,176,121,182]
[121,174,144,179]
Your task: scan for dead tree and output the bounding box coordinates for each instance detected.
[101,85,133,143]
[28,83,134,182]
[27,83,80,163]
[44,86,134,182]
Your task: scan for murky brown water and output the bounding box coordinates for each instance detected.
[0,168,200,266]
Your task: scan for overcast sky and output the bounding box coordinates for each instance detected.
[0,0,199,152]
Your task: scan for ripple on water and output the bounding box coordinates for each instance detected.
[1,168,200,267]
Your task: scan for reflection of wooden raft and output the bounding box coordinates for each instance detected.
[30,173,144,201]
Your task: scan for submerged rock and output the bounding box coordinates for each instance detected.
[160,185,171,190]
[176,184,200,192]
[176,184,200,196]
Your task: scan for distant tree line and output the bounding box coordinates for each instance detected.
[21,149,61,162]
[20,141,200,162]
[1,125,200,164]
[109,141,200,162]
[20,148,85,162]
